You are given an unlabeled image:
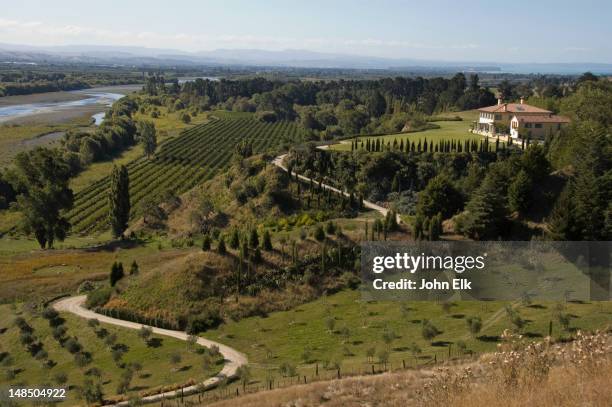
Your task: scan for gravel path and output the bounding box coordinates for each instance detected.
[53,295,248,406]
[272,153,401,224]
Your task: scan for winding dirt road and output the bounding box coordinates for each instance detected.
[53,296,247,406]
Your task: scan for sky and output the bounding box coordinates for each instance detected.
[1,0,611,63]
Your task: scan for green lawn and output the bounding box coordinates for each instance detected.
[201,289,612,384]
[0,304,223,404]
[329,110,482,152]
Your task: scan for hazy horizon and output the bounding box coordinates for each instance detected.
[1,0,611,64]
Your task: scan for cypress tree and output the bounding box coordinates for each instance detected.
[262,230,272,251]
[110,262,124,287]
[108,165,130,239]
[229,228,240,249]
[249,229,259,248]
[202,234,211,251]
[217,236,226,254]
[391,174,400,193]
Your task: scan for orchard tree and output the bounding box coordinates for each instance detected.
[108,165,130,239]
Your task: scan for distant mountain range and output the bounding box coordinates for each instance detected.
[1,43,611,75]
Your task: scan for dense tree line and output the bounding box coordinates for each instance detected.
[138,73,496,138]
[0,68,142,97]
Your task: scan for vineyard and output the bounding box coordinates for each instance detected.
[67,118,302,234]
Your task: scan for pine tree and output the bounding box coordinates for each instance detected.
[108,165,130,239]
[508,170,533,215]
[110,262,124,287]
[262,230,272,251]
[547,184,577,240]
[456,171,508,239]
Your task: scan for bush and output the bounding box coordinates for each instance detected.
[86,287,112,309]
[78,280,95,293]
[187,306,223,333]
[42,307,59,321]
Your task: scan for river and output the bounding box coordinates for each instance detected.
[0,86,136,124]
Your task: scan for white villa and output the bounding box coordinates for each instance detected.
[473,98,570,140]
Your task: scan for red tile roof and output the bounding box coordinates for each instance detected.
[479,103,552,114]
[515,114,571,123]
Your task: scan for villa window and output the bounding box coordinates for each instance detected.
[494,114,501,120]
[535,123,542,128]
[525,123,532,128]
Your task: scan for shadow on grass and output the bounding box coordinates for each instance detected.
[147,338,163,348]
[477,335,501,342]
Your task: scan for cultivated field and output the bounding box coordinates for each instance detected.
[0,303,223,404]
[67,118,302,234]
[199,289,612,385]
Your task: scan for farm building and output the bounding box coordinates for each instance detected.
[472,98,570,139]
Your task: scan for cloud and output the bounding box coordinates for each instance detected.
[0,18,481,56]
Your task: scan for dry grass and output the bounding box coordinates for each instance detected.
[204,330,611,407]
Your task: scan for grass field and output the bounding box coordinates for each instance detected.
[200,289,612,384]
[0,235,197,303]
[329,110,482,152]
[0,118,90,167]
[0,304,223,404]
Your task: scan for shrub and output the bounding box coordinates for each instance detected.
[86,287,112,309]
[78,280,96,293]
[422,319,441,342]
[466,316,482,336]
[187,306,223,334]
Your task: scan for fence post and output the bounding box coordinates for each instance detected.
[315,363,319,376]
[402,359,405,369]
[371,364,375,375]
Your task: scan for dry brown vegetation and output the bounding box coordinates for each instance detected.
[205,330,611,407]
